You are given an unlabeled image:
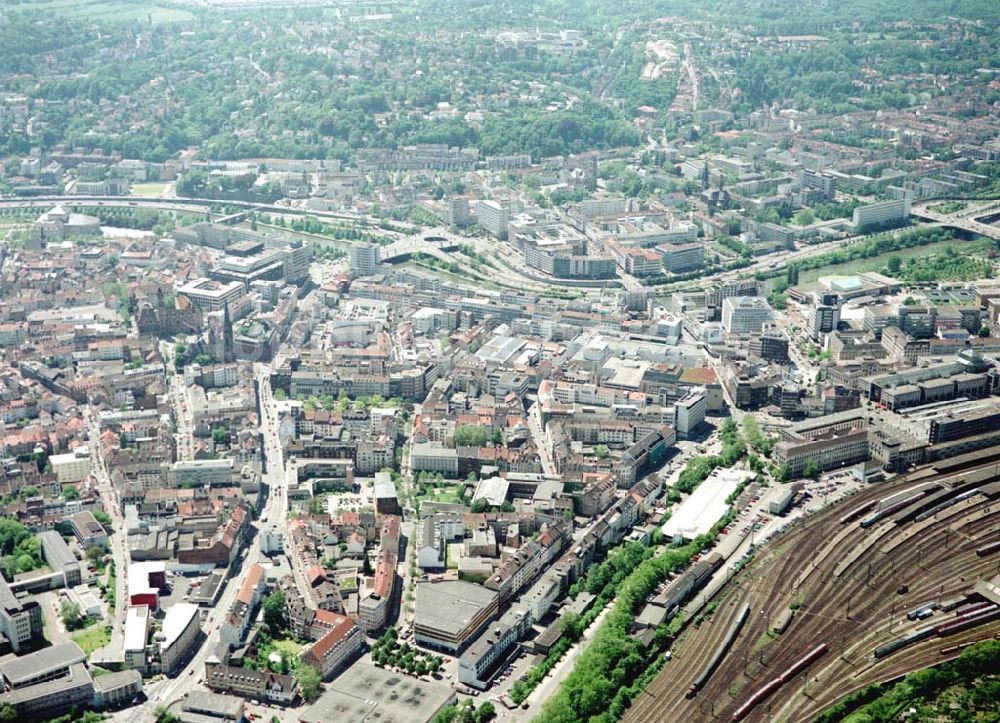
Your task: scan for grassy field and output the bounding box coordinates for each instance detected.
[10,0,194,24]
[73,624,111,654]
[272,638,304,657]
[131,182,171,197]
[415,486,464,504]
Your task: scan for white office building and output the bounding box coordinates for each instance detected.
[722,296,774,335]
[50,448,91,485]
[476,200,510,240]
[852,198,910,232]
[675,391,707,439]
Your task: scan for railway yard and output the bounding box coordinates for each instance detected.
[625,448,1000,723]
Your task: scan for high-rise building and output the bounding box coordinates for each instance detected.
[443,198,472,228]
[722,296,774,335]
[349,243,381,277]
[852,198,910,232]
[749,328,790,362]
[476,200,510,240]
[800,169,834,200]
[674,391,707,439]
[221,302,235,364]
[0,577,43,653]
[809,292,841,339]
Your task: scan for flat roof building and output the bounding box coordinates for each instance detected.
[49,449,91,485]
[39,530,81,587]
[158,603,201,676]
[299,662,456,723]
[177,278,246,313]
[70,510,108,548]
[413,580,498,653]
[124,605,151,671]
[0,641,86,689]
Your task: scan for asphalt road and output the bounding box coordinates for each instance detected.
[112,364,289,721]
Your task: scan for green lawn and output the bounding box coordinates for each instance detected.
[272,638,304,657]
[131,182,170,197]
[415,486,464,505]
[73,624,111,655]
[446,543,462,570]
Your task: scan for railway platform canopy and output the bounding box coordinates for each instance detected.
[662,468,754,541]
[973,576,1000,605]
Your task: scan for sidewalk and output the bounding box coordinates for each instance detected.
[513,601,614,721]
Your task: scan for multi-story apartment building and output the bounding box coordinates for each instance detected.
[852,198,910,231]
[659,242,704,274]
[410,443,460,476]
[157,603,201,676]
[299,612,363,680]
[205,663,297,704]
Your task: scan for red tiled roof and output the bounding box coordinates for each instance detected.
[306,614,356,661]
[237,563,263,605]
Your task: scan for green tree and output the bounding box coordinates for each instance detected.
[86,546,105,566]
[792,208,815,226]
[273,388,287,401]
[63,485,79,501]
[786,264,800,286]
[470,499,490,514]
[0,518,30,555]
[0,704,16,721]
[155,706,180,723]
[802,459,822,479]
[297,664,323,702]
[561,611,585,641]
[61,600,82,630]
[979,326,991,338]
[454,425,489,447]
[262,590,287,634]
[93,510,112,528]
[476,701,496,722]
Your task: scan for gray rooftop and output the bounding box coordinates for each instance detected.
[39,530,78,571]
[92,668,142,693]
[182,690,245,718]
[299,662,455,723]
[374,477,398,500]
[414,581,497,637]
[0,663,92,707]
[0,641,86,687]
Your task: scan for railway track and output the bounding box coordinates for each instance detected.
[625,460,1000,723]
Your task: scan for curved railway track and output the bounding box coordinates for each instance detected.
[625,463,1000,723]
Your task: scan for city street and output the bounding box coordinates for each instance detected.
[114,364,289,720]
[85,409,130,663]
